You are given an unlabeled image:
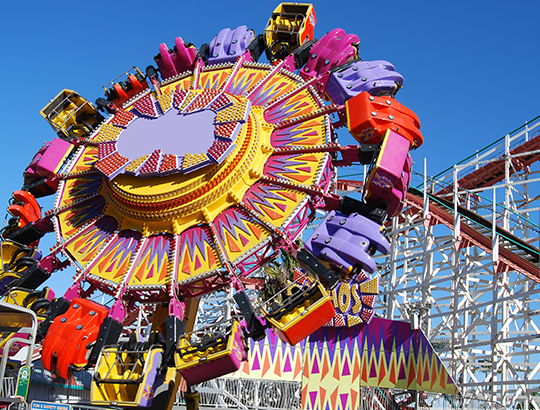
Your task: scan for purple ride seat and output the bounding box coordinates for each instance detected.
[208,25,254,65]
[305,210,390,274]
[326,60,404,105]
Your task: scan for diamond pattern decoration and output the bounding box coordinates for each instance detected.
[214,98,250,125]
[94,89,254,179]
[138,149,162,176]
[111,109,136,127]
[173,90,189,108]
[182,152,211,173]
[133,94,159,118]
[207,140,234,163]
[214,122,242,141]
[184,89,221,113]
[94,151,129,179]
[98,141,117,159]
[159,153,179,174]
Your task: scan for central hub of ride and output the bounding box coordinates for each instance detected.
[95,89,251,179]
[117,109,217,162]
[93,88,274,235]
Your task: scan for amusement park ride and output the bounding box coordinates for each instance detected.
[0,3,468,409]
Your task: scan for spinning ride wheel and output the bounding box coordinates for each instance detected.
[0,3,425,408]
[56,60,334,302]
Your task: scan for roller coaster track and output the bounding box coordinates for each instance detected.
[335,178,540,283]
[434,115,540,195]
[437,133,540,195]
[406,187,540,282]
[333,116,540,407]
[337,117,540,286]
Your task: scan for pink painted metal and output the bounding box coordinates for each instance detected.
[155,38,198,80]
[365,130,412,217]
[24,138,73,180]
[300,28,359,91]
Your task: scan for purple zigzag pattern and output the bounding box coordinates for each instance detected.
[263,155,306,179]
[229,71,260,96]
[265,99,310,123]
[64,195,106,229]
[270,122,320,147]
[363,319,389,365]
[244,184,287,217]
[267,328,279,362]
[205,72,223,90]
[70,216,118,254]
[421,329,434,363]
[214,207,253,242]
[305,326,325,361]
[67,175,102,199]
[250,80,289,106]
[98,230,142,273]
[363,318,416,370]
[308,318,443,385]
[179,227,213,264]
[135,234,172,278]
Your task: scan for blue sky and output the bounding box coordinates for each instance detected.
[1,0,539,295]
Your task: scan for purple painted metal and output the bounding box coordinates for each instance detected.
[137,349,164,407]
[326,60,404,105]
[305,210,390,274]
[117,110,216,161]
[155,38,197,80]
[91,346,166,407]
[208,25,254,66]
[365,130,412,217]
[300,28,359,91]
[134,348,163,408]
[0,277,15,294]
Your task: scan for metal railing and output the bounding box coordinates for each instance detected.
[424,114,540,187]
[175,378,302,409]
[409,185,539,260]
[0,376,16,397]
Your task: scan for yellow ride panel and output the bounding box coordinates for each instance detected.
[91,346,163,407]
[198,67,233,90]
[174,228,222,282]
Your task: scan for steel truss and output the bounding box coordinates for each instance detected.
[375,116,540,409]
[168,118,540,409]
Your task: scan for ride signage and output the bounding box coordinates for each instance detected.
[15,365,30,401]
[30,401,71,410]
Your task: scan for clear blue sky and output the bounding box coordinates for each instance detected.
[1,0,539,295]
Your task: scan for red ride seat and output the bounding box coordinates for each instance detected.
[41,298,109,379]
[346,91,423,149]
